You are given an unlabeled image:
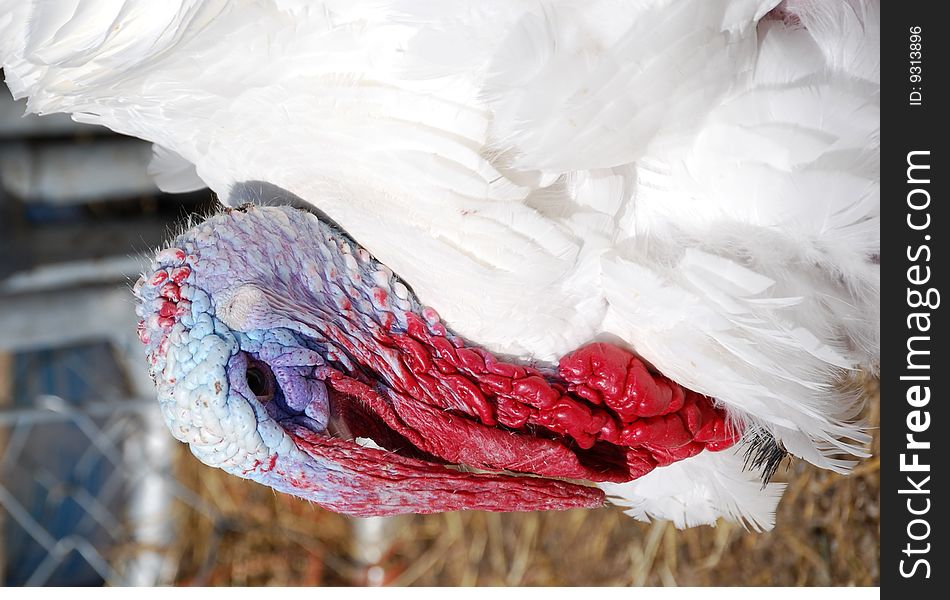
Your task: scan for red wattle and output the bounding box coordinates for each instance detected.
[318,311,740,486]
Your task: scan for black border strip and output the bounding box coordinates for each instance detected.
[882,2,944,595]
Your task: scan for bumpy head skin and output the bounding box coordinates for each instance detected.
[135,203,737,516]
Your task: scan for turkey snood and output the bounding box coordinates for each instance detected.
[135,202,739,516]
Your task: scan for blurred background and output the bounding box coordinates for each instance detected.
[0,77,880,587]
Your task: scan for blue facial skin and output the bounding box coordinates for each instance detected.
[135,203,415,512]
[135,202,604,516]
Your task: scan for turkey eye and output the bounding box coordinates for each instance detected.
[246,367,269,398]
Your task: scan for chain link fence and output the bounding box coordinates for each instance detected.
[0,332,194,585]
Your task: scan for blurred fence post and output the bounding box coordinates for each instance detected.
[114,316,175,586]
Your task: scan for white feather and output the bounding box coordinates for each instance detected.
[149,145,205,193]
[601,449,787,532]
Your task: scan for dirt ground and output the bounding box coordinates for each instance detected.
[164,375,879,586]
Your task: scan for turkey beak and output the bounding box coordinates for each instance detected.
[270,426,605,516]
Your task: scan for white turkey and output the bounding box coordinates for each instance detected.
[0,0,880,531]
